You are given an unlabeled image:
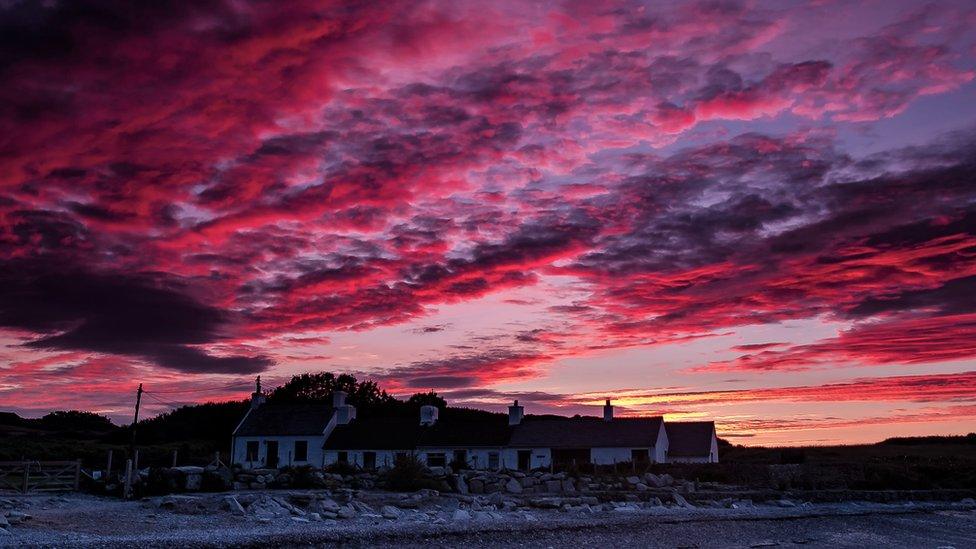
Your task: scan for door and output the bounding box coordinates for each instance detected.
[266,440,279,468]
[517,450,532,471]
[363,451,376,470]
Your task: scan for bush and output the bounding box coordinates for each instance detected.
[324,461,359,475]
[383,453,442,492]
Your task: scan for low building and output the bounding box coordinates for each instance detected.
[233,385,719,469]
[507,400,669,469]
[664,421,719,463]
[231,379,357,469]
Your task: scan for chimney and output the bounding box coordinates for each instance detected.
[419,405,439,426]
[250,376,266,410]
[603,399,613,422]
[335,403,356,425]
[333,390,347,408]
[508,400,524,426]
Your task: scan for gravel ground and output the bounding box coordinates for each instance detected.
[1,492,974,548]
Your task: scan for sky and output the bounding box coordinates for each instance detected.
[1,0,975,446]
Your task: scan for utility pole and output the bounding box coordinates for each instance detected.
[129,383,143,460]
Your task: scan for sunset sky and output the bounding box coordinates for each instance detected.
[2,0,976,446]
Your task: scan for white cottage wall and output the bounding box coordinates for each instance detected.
[233,435,326,469]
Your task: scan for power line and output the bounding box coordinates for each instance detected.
[145,382,252,394]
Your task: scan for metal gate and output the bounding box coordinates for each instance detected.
[0,461,81,493]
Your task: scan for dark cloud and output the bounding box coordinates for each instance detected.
[0,258,271,374]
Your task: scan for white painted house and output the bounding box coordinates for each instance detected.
[231,381,357,469]
[237,390,718,469]
[506,400,670,468]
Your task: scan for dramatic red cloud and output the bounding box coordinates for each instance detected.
[1,1,975,442]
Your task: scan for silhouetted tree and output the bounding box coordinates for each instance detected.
[267,372,396,410]
[38,410,115,433]
[406,391,447,409]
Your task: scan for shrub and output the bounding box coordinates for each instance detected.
[383,453,442,492]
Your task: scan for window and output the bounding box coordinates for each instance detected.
[426,452,446,467]
[337,451,348,464]
[363,451,376,469]
[488,452,500,470]
[452,450,468,468]
[294,440,308,462]
[631,449,649,463]
[246,441,259,461]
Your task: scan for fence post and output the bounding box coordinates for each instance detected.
[123,459,133,499]
[172,450,178,468]
[133,449,139,472]
[22,461,29,494]
[74,459,81,491]
[106,450,113,479]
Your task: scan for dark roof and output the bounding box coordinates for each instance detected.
[418,419,511,448]
[508,417,664,448]
[323,417,512,450]
[234,403,334,436]
[324,418,421,450]
[665,422,715,457]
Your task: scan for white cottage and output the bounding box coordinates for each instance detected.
[506,400,670,469]
[231,382,357,469]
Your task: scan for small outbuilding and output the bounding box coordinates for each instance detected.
[664,421,719,463]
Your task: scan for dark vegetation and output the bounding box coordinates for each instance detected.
[2,372,975,492]
[0,373,498,467]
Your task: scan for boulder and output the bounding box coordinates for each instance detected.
[452,509,472,521]
[247,497,290,519]
[381,505,402,519]
[505,478,523,494]
[672,493,695,509]
[337,505,357,519]
[561,479,576,492]
[0,515,7,528]
[774,499,796,508]
[308,512,322,521]
[455,475,469,494]
[635,483,649,492]
[626,476,641,485]
[544,480,562,493]
[469,479,484,494]
[317,499,341,513]
[223,496,245,516]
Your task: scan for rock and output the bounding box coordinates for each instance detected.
[291,517,309,523]
[580,496,599,506]
[626,476,641,485]
[774,499,796,508]
[561,479,575,492]
[247,496,290,519]
[530,497,562,509]
[672,493,695,509]
[452,509,472,521]
[317,499,341,513]
[545,480,562,493]
[0,528,9,536]
[381,505,402,519]
[635,483,649,491]
[350,501,375,514]
[223,496,245,516]
[309,512,322,521]
[455,475,469,494]
[0,515,7,528]
[428,466,446,476]
[505,478,523,494]
[961,498,975,505]
[337,504,356,519]
[469,479,484,494]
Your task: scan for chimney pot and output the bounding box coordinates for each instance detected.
[603,399,613,422]
[420,404,439,426]
[508,400,524,426]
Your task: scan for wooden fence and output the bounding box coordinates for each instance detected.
[0,461,81,493]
